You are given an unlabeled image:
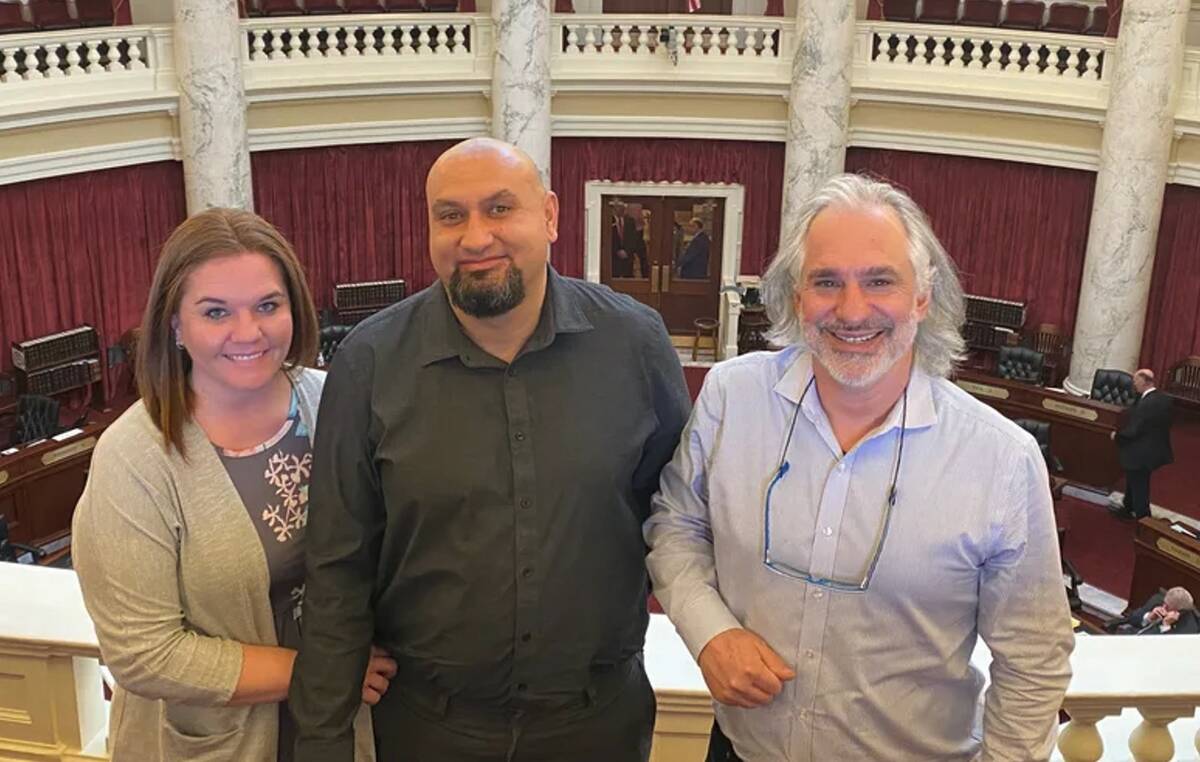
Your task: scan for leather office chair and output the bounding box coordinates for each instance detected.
[961,0,1002,26]
[343,0,384,10]
[918,0,959,23]
[1024,323,1067,386]
[74,0,114,26]
[1057,527,1083,612]
[258,0,304,15]
[318,325,353,368]
[30,0,76,29]
[1090,369,1137,407]
[1042,2,1089,33]
[11,394,61,447]
[1165,356,1200,404]
[1085,6,1108,36]
[881,0,918,21]
[1001,0,1045,30]
[997,346,1045,385]
[304,0,345,13]
[1013,418,1063,474]
[0,3,36,32]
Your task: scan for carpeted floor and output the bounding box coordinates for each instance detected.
[1055,496,1138,601]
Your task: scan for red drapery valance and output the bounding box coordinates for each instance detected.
[845,148,1095,334]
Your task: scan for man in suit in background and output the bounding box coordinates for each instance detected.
[1110,369,1174,520]
[675,218,711,280]
[1108,587,1199,634]
[611,200,636,278]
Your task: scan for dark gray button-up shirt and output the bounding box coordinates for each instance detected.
[291,268,690,760]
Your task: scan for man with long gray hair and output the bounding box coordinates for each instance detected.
[645,174,1074,761]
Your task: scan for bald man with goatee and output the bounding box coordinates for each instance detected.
[290,138,690,761]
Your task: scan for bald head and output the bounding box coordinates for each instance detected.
[1133,368,1156,394]
[424,137,560,321]
[427,137,546,199]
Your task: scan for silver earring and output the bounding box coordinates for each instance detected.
[175,333,184,349]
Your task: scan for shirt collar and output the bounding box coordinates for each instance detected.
[773,349,939,435]
[1142,387,1155,399]
[418,266,593,367]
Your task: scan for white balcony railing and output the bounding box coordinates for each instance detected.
[854,20,1114,115]
[646,617,1200,762]
[0,16,1129,123]
[0,26,175,128]
[241,13,491,96]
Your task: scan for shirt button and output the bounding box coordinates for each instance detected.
[507,367,517,377]
[521,567,533,579]
[805,649,816,659]
[799,709,809,718]
[520,498,531,510]
[521,632,532,643]
[822,526,833,537]
[515,431,526,442]
[838,462,846,471]
[812,590,824,599]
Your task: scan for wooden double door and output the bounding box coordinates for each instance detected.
[599,194,724,335]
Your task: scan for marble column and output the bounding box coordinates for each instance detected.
[491,0,552,185]
[779,0,857,235]
[173,0,253,214]
[1063,0,1189,395]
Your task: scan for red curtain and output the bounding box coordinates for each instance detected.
[252,142,456,311]
[1141,184,1200,375]
[551,137,785,277]
[0,161,186,400]
[845,148,1095,334]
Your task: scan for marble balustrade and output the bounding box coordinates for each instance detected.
[0,27,155,84]
[1,17,1151,125]
[864,21,1110,80]
[555,15,785,59]
[244,14,476,61]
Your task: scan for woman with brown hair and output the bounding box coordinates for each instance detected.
[71,208,390,762]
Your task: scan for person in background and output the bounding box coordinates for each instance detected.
[645,174,1074,761]
[1109,586,1199,634]
[1109,368,1174,521]
[72,208,391,762]
[290,138,690,762]
[675,217,711,279]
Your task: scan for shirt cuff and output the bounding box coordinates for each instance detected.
[673,591,744,661]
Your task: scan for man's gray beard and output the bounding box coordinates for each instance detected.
[448,261,525,318]
[802,312,920,389]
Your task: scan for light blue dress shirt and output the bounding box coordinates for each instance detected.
[645,347,1074,761]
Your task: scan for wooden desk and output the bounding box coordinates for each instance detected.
[1129,517,1200,608]
[0,406,123,552]
[953,369,1126,490]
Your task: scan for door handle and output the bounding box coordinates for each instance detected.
[662,264,670,293]
[650,264,661,294]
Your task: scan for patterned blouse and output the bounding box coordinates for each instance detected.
[215,389,311,762]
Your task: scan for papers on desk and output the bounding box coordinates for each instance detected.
[51,428,83,442]
[0,447,16,457]
[1169,523,1199,540]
